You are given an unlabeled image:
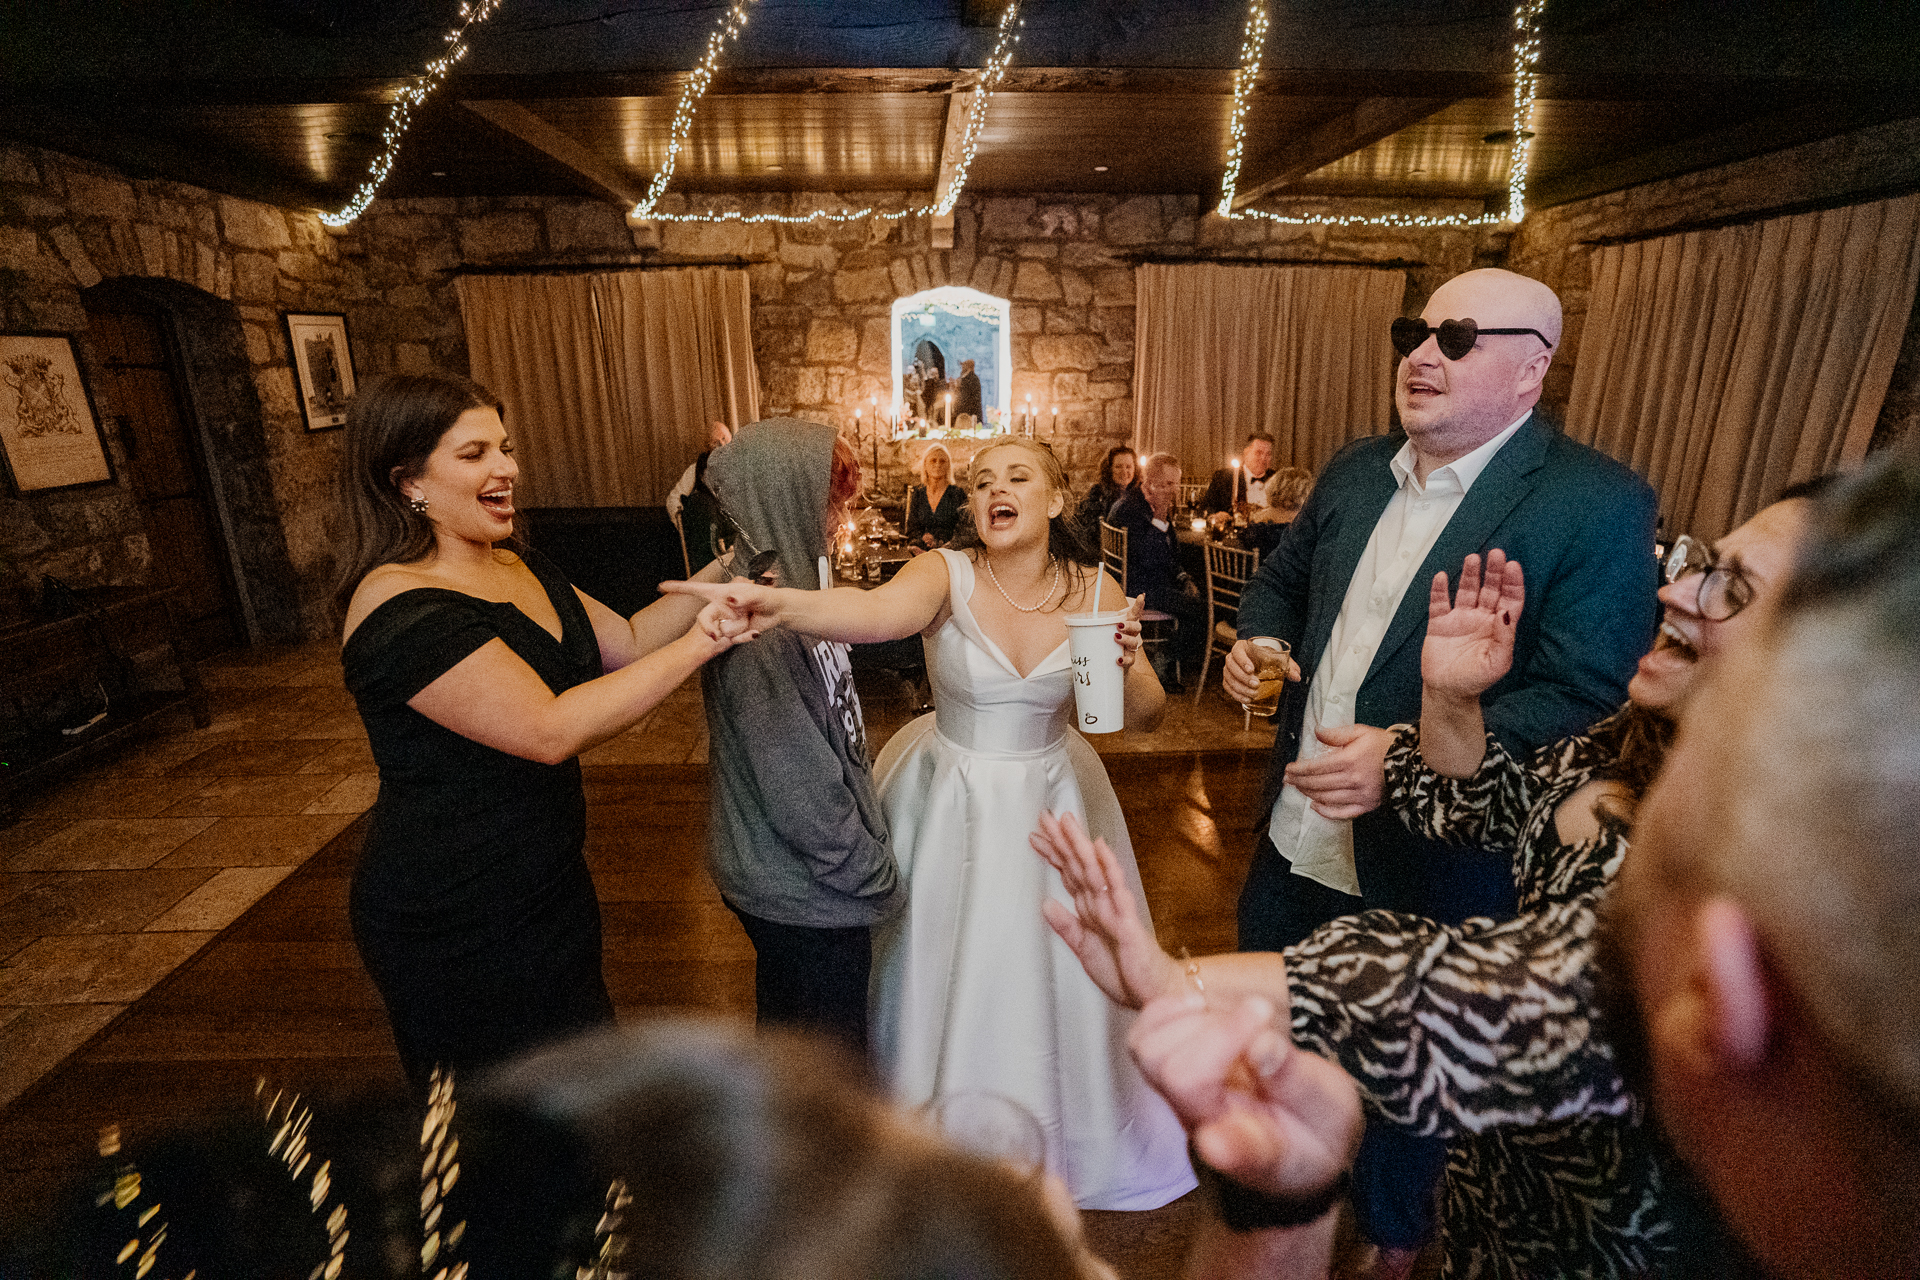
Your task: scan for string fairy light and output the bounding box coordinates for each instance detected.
[1217,0,1547,229]
[632,1,1024,225]
[320,0,508,228]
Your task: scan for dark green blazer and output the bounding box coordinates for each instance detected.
[1237,412,1659,913]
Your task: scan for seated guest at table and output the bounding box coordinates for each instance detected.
[1250,466,1313,526]
[665,419,733,572]
[905,443,966,553]
[1202,432,1277,520]
[1076,444,1140,538]
[699,419,903,1052]
[1241,465,1315,558]
[1110,452,1208,690]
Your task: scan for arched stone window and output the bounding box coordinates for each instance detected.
[890,286,1010,430]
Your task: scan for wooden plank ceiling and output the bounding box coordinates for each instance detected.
[3,0,1917,216]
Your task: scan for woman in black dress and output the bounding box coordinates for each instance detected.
[1074,445,1139,542]
[334,372,738,1093]
[903,443,966,551]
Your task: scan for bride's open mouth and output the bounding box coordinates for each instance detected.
[986,501,1018,530]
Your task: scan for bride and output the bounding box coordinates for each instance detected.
[673,436,1196,1210]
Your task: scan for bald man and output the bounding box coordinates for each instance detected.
[1222,268,1659,1270]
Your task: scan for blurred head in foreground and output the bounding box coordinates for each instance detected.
[1607,444,1920,1278]
[18,1020,1085,1280]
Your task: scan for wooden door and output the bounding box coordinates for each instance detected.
[86,307,243,654]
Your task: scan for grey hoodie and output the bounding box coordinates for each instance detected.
[698,419,902,928]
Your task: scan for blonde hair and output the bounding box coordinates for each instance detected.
[919,443,954,487]
[952,436,1096,565]
[1269,466,1314,511]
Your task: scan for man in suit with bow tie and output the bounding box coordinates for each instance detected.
[1221,267,1659,1276]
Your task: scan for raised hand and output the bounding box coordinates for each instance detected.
[1031,810,1181,1009]
[1129,993,1362,1201]
[1421,550,1525,702]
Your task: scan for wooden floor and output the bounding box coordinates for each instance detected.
[0,748,1271,1277]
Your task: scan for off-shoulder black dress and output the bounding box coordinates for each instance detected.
[342,553,613,1092]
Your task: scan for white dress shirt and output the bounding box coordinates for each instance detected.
[1268,414,1528,896]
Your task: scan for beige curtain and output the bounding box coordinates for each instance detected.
[1566,193,1920,540]
[601,269,760,503]
[1133,263,1404,477]
[458,267,759,507]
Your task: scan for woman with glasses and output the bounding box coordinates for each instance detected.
[334,373,743,1096]
[1036,491,1823,1278]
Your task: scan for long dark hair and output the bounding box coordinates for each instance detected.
[948,436,1098,566]
[331,371,502,619]
[1591,702,1677,824]
[1098,445,1139,491]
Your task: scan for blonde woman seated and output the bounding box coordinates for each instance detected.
[669,436,1196,1211]
[904,443,966,551]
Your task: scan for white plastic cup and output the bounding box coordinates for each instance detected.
[1065,608,1129,733]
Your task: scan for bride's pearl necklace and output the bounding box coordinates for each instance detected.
[985,554,1061,613]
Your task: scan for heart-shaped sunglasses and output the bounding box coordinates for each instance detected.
[1390,317,1554,361]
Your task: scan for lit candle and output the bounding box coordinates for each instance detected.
[944,391,952,434]
[1024,394,1034,436]
[1050,404,1058,435]
[1231,457,1241,505]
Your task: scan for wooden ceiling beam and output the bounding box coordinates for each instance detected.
[1231,96,1457,209]
[458,99,646,209]
[1529,93,1920,210]
[931,88,976,249]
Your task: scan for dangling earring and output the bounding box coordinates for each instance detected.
[408,495,429,514]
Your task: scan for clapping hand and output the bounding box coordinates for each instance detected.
[1422,551,1525,701]
[1031,810,1180,1009]
[1129,993,1361,1202]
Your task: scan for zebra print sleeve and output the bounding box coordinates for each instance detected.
[1383,723,1540,854]
[1283,831,1634,1139]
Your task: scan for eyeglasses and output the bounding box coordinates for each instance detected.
[1663,533,1754,622]
[1390,317,1555,361]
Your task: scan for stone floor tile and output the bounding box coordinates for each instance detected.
[301,773,380,815]
[5,818,220,873]
[143,866,295,932]
[167,739,341,777]
[295,739,377,774]
[14,776,210,823]
[158,775,346,818]
[0,868,215,952]
[0,1002,126,1111]
[154,813,359,868]
[285,712,370,741]
[0,932,213,1004]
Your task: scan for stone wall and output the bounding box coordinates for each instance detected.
[7,117,1916,642]
[727,190,1506,497]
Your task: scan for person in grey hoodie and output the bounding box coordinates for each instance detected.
[699,418,902,1052]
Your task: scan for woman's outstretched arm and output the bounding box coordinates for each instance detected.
[661,546,951,644]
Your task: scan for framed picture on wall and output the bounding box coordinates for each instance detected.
[0,332,113,494]
[283,312,357,431]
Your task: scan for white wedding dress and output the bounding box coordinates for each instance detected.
[870,549,1197,1210]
